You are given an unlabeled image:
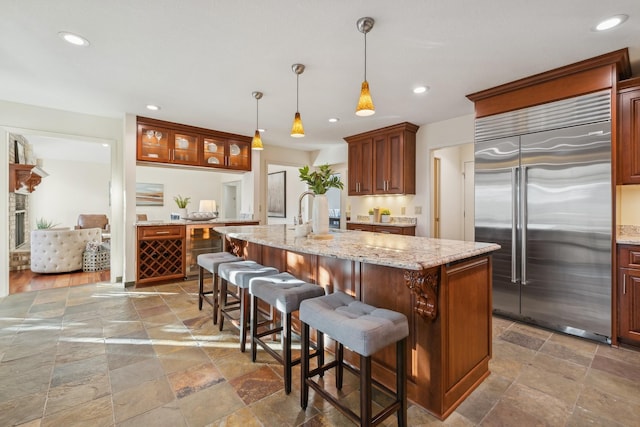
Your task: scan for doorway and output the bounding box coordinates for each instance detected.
[431,143,474,241]
[7,133,113,294]
[223,181,241,219]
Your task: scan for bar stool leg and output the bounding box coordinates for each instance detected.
[250,294,258,362]
[336,342,344,389]
[360,354,372,427]
[283,312,292,394]
[218,278,228,331]
[301,322,310,410]
[317,331,325,378]
[239,288,249,352]
[212,274,219,325]
[198,266,205,310]
[398,338,407,426]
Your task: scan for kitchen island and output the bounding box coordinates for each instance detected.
[214,224,500,419]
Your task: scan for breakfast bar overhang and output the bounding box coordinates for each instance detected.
[214,225,500,420]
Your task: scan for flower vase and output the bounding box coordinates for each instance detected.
[312,194,329,235]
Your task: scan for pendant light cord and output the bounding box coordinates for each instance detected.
[296,74,300,113]
[256,97,259,129]
[364,32,367,81]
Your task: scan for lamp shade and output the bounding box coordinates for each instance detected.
[251,130,263,150]
[291,112,305,138]
[356,80,375,116]
[198,200,217,213]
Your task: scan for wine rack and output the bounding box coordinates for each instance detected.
[136,225,186,284]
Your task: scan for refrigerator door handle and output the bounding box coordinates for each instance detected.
[511,167,518,283]
[521,165,528,285]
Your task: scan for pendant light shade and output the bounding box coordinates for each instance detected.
[290,63,305,138]
[251,91,264,150]
[356,17,375,117]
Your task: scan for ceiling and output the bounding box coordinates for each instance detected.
[2,1,640,153]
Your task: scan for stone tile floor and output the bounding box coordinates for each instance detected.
[1,280,640,426]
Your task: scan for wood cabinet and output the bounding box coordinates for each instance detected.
[345,122,418,196]
[617,245,640,345]
[347,223,415,236]
[136,225,186,285]
[137,116,252,171]
[618,77,640,185]
[347,138,373,195]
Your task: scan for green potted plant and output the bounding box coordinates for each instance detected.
[299,164,344,235]
[173,195,191,219]
[368,208,375,223]
[36,218,59,229]
[381,208,391,223]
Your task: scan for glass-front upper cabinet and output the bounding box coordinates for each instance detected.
[226,139,250,170]
[137,116,252,171]
[137,123,172,162]
[172,131,199,166]
[203,137,225,167]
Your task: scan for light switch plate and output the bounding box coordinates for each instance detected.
[415,206,422,214]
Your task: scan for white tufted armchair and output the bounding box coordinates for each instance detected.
[30,228,102,273]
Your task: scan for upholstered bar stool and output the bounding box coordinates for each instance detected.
[197,252,242,324]
[249,272,326,394]
[218,260,278,352]
[299,292,409,427]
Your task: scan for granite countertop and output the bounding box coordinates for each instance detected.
[347,220,416,228]
[214,224,500,271]
[135,218,257,227]
[617,225,640,244]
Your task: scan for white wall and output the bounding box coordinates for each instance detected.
[258,145,313,224]
[266,164,308,225]
[619,185,640,225]
[135,165,243,221]
[415,114,475,237]
[30,158,111,228]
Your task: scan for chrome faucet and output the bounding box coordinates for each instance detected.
[297,191,315,225]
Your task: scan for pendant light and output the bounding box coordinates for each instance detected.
[290,63,305,138]
[251,91,264,150]
[356,17,375,117]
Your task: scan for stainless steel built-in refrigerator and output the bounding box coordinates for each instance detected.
[475,91,612,342]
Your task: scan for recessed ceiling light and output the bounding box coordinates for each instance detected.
[258,128,266,133]
[328,118,340,123]
[146,104,160,111]
[102,143,109,147]
[594,14,628,31]
[58,31,90,47]
[413,86,429,94]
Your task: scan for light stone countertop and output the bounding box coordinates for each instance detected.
[135,218,258,227]
[347,220,416,228]
[617,225,640,245]
[214,224,500,271]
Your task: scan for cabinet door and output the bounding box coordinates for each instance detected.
[373,134,389,194]
[374,225,403,235]
[619,87,640,184]
[347,139,373,195]
[619,267,640,343]
[138,123,172,162]
[346,223,374,232]
[171,131,200,165]
[202,136,226,168]
[386,131,405,193]
[226,139,251,170]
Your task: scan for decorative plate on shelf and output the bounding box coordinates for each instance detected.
[207,157,220,164]
[229,144,240,156]
[185,212,218,221]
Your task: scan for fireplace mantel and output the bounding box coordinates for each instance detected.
[9,164,48,193]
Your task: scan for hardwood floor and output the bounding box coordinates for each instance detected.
[8,269,111,294]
